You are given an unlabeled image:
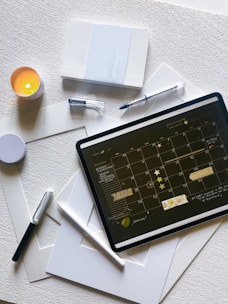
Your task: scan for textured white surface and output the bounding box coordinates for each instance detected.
[0,1,227,304]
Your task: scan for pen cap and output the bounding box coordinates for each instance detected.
[68,97,105,111]
[85,100,105,110]
[32,191,53,224]
[68,98,85,106]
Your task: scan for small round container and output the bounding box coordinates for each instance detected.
[0,133,26,164]
[10,66,44,100]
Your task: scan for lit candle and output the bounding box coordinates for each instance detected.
[10,67,44,100]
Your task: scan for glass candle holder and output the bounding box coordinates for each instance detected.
[10,66,44,100]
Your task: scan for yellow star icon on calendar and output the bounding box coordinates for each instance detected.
[159,183,165,190]
[157,176,163,183]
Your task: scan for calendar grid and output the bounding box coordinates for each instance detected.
[98,122,228,220]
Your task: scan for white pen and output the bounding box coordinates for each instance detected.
[57,202,125,268]
[119,82,185,109]
[68,97,105,111]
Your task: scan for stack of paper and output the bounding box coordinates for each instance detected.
[46,64,223,303]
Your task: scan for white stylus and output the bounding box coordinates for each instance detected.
[57,202,125,268]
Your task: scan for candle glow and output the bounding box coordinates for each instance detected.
[11,67,41,98]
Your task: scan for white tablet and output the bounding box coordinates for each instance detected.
[76,93,228,251]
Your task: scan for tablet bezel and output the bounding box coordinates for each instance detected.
[76,92,228,251]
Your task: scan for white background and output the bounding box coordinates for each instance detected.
[0,1,227,304]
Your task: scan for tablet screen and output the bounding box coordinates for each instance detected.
[77,93,228,251]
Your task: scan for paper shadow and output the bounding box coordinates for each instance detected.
[16,95,43,132]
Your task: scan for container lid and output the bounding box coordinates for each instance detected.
[0,133,26,163]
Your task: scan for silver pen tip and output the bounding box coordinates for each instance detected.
[119,103,129,110]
